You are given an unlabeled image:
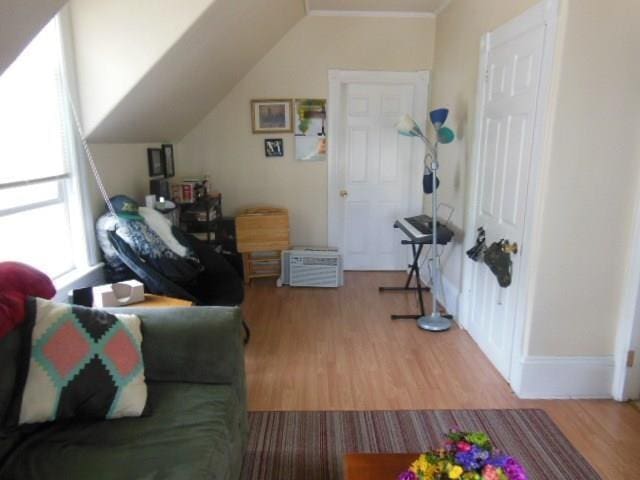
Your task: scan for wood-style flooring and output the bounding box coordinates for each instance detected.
[242,272,640,479]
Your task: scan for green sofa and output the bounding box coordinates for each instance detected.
[0,306,248,480]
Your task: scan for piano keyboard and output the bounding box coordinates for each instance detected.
[395,215,454,244]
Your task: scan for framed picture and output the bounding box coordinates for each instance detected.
[264,138,284,157]
[162,144,175,178]
[294,98,327,161]
[147,148,164,177]
[251,99,293,133]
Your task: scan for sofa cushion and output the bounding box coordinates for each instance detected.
[0,382,244,480]
[13,299,147,425]
[0,262,56,339]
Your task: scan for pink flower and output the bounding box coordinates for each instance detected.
[482,465,500,480]
[456,441,472,452]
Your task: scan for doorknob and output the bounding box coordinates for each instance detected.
[339,189,348,198]
[502,241,518,255]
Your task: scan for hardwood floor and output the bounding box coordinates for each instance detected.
[243,272,640,479]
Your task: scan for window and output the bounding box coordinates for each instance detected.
[0,16,89,280]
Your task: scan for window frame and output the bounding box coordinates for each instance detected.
[0,11,98,282]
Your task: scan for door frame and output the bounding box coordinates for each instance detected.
[327,70,429,257]
[459,0,560,391]
[612,187,640,400]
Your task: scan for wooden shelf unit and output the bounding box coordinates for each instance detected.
[178,193,223,243]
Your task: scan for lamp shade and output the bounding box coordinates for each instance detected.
[437,126,455,144]
[429,108,449,130]
[423,172,440,194]
[396,114,424,138]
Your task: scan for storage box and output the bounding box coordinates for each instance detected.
[92,280,145,308]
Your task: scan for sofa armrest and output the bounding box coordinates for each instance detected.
[105,306,246,405]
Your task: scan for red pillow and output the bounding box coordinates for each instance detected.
[0,262,56,338]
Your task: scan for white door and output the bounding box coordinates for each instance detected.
[339,82,415,270]
[464,3,555,379]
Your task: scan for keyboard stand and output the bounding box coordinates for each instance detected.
[379,240,429,320]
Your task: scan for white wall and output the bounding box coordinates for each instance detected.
[179,15,436,245]
[431,0,640,364]
[526,0,640,356]
[86,144,158,219]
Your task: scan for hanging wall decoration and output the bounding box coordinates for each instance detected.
[264,138,284,157]
[294,99,327,161]
[251,99,293,133]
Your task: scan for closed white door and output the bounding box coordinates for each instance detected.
[339,83,415,270]
[465,5,551,379]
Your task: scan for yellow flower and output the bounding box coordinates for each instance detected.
[448,465,464,479]
[409,455,439,478]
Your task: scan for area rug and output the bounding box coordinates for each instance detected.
[241,409,600,479]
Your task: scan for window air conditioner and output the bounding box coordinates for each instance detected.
[279,247,344,288]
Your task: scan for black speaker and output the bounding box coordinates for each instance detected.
[70,286,93,307]
[150,178,171,200]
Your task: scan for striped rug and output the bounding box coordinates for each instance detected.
[241,409,600,479]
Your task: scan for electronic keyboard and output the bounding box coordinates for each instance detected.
[395,214,454,244]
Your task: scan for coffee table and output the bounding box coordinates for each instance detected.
[344,453,418,480]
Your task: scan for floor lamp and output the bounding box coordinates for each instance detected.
[397,109,455,332]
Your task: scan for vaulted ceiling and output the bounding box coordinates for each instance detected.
[0,0,67,75]
[72,0,305,143]
[1,0,447,144]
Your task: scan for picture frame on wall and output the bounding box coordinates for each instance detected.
[147,148,164,177]
[251,99,293,133]
[162,144,175,178]
[294,98,327,161]
[264,139,284,157]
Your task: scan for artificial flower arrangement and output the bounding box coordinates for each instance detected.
[397,431,528,480]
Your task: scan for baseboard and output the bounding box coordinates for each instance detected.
[418,269,461,318]
[441,276,461,318]
[513,355,614,399]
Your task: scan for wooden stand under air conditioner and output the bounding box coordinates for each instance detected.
[235,207,290,284]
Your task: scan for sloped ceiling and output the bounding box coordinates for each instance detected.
[82,0,305,143]
[0,0,67,75]
[70,0,215,138]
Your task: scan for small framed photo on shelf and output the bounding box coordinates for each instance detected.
[251,99,293,133]
[162,144,175,178]
[147,148,164,177]
[264,138,284,157]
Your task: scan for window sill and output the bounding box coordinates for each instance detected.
[53,263,105,301]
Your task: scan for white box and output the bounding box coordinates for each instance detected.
[92,280,145,308]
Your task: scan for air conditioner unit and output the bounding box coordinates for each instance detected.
[279,247,343,288]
